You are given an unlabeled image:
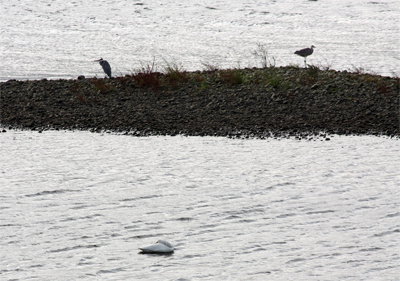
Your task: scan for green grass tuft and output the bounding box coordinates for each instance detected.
[90,78,113,94]
[306,64,320,79]
[163,61,188,88]
[219,68,245,85]
[266,71,281,88]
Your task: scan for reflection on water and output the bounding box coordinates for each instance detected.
[0,130,399,280]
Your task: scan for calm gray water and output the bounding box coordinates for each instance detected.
[1,0,399,81]
[1,130,399,280]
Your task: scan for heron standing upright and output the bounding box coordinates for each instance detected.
[294,45,315,67]
[94,58,112,78]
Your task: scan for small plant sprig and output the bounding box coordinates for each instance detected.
[350,64,367,75]
[252,43,276,68]
[131,60,161,91]
[219,68,245,85]
[201,61,220,72]
[163,60,188,88]
[306,64,320,79]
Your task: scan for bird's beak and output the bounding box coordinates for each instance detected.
[94,59,100,62]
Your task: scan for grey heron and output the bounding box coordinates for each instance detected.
[294,45,315,67]
[94,58,112,78]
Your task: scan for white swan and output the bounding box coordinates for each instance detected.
[139,240,174,253]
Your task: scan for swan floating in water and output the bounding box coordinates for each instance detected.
[139,240,174,254]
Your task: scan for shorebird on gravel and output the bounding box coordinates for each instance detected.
[294,45,315,67]
[94,58,112,78]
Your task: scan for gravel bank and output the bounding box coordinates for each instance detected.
[1,67,399,138]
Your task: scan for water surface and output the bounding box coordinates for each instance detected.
[1,0,399,81]
[1,131,399,280]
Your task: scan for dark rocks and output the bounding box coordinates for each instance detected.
[0,67,399,138]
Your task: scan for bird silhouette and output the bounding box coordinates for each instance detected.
[294,45,315,67]
[94,58,112,78]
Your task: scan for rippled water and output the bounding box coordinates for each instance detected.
[1,130,399,280]
[2,1,399,279]
[1,0,399,81]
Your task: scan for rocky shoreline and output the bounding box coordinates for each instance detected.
[1,66,399,139]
